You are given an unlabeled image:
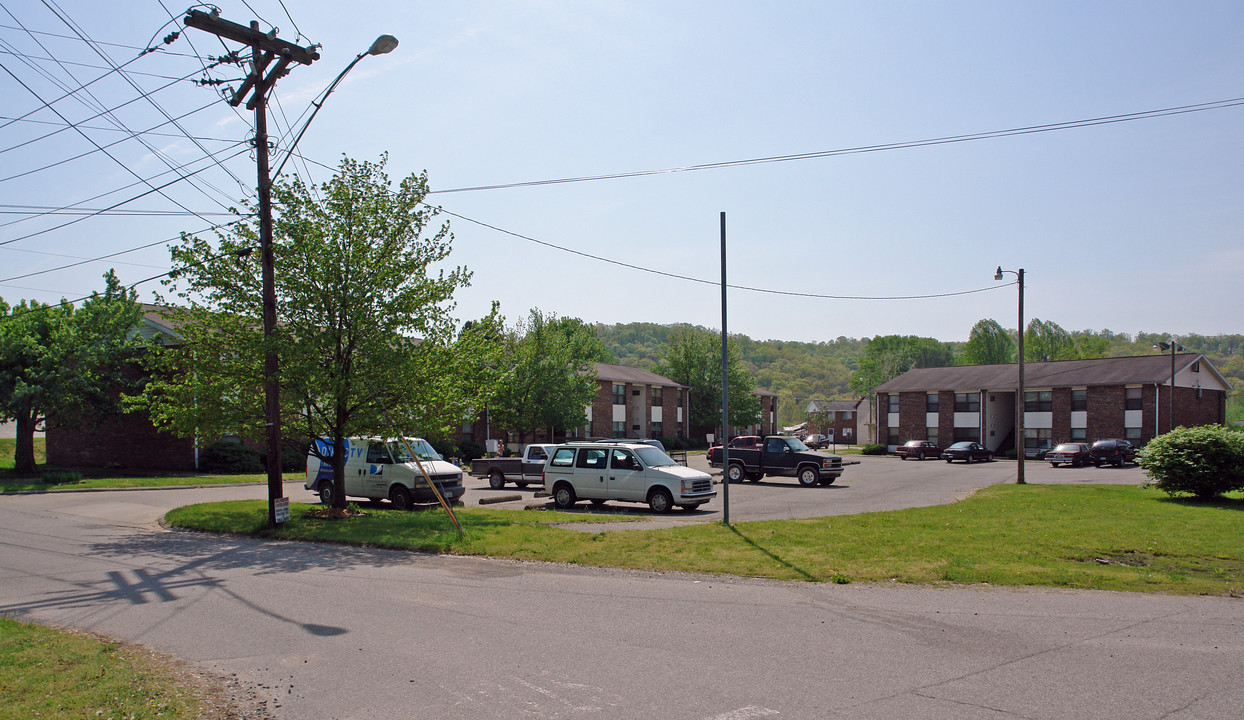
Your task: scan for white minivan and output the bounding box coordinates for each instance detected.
[305,437,465,510]
[542,441,716,513]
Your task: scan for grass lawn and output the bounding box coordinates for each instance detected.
[0,438,45,470]
[167,484,1244,596]
[0,618,205,720]
[0,471,303,493]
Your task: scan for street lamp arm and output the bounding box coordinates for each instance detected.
[270,35,398,183]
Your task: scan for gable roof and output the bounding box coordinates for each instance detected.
[593,362,687,388]
[873,354,1230,393]
[806,398,862,413]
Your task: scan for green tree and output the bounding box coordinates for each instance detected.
[961,318,1015,365]
[0,271,141,474]
[133,155,488,509]
[849,335,953,394]
[488,309,609,443]
[653,325,759,432]
[1024,318,1076,361]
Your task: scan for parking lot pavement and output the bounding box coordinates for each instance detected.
[458,451,1148,526]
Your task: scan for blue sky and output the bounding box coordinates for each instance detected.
[3,1,1242,344]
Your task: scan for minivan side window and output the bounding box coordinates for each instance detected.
[576,448,608,469]
[610,449,638,470]
[550,448,576,467]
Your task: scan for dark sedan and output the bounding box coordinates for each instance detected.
[803,434,830,449]
[895,440,941,460]
[1090,438,1138,467]
[940,442,993,464]
[1046,442,1091,467]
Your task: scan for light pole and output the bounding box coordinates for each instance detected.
[995,266,1025,484]
[1154,340,1183,434]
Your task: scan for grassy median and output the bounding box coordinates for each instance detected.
[0,618,205,720]
[166,484,1244,596]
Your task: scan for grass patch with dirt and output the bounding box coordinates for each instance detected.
[166,484,1244,596]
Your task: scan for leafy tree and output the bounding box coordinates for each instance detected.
[1024,318,1077,361]
[488,309,609,442]
[960,318,1015,365]
[133,155,490,509]
[652,325,759,432]
[849,335,953,394]
[0,271,141,474]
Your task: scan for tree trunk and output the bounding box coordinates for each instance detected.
[14,408,38,476]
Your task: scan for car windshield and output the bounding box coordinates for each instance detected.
[388,438,440,462]
[786,437,810,451]
[635,447,677,467]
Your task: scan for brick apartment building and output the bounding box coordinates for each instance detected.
[873,354,1229,456]
[804,397,869,445]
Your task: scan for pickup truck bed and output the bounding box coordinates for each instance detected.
[469,444,555,488]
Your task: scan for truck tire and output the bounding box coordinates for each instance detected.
[797,466,820,487]
[389,485,413,511]
[726,463,746,483]
[317,481,334,505]
[746,471,763,482]
[818,476,837,486]
[489,469,505,489]
[552,482,577,509]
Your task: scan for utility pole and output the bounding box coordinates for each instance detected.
[183,10,319,526]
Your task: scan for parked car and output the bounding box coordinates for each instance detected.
[1045,442,1091,468]
[706,435,762,465]
[940,442,993,464]
[895,440,941,461]
[803,433,830,449]
[470,443,556,488]
[1089,438,1138,467]
[305,437,465,509]
[717,435,845,487]
[543,441,715,513]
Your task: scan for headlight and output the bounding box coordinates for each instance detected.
[681,479,697,493]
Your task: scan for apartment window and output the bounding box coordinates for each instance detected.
[650,421,663,438]
[1071,389,1087,412]
[612,384,625,405]
[1125,387,1142,411]
[926,427,939,447]
[926,393,939,413]
[842,411,852,419]
[612,421,625,438]
[651,387,663,406]
[886,427,900,445]
[1024,390,1053,412]
[954,393,979,413]
[887,395,899,413]
[1125,427,1142,440]
[1024,428,1052,452]
[953,426,980,443]
[460,421,474,442]
[1070,427,1086,440]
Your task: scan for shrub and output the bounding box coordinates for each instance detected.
[40,471,82,485]
[457,441,485,464]
[200,441,263,474]
[1139,424,1244,499]
[861,443,887,455]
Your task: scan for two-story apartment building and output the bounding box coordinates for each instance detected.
[873,354,1229,455]
[804,398,870,445]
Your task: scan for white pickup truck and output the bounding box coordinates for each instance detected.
[469,444,556,489]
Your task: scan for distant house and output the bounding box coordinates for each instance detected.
[804,398,869,446]
[873,354,1230,456]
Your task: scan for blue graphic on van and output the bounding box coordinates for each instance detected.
[368,464,383,476]
[312,438,355,483]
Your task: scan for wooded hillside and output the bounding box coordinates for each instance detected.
[595,322,1244,429]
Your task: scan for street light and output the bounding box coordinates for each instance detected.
[270,34,399,182]
[995,266,1026,485]
[1154,340,1183,434]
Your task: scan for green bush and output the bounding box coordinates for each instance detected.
[457,441,485,464]
[200,441,263,474]
[861,443,887,455]
[40,470,82,485]
[1139,424,1244,499]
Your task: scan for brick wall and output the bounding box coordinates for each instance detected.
[47,408,196,472]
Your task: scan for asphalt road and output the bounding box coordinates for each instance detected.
[2,469,1241,719]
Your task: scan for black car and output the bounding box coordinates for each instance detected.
[804,434,830,449]
[941,441,993,464]
[895,440,941,460]
[1089,439,1138,467]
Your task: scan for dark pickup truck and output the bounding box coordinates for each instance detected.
[469,444,556,488]
[710,435,844,487]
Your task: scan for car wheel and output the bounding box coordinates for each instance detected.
[648,488,674,514]
[798,467,819,487]
[945,458,952,463]
[516,481,529,488]
[918,452,926,461]
[553,483,577,509]
[488,470,505,489]
[317,481,334,505]
[1051,462,1060,468]
[1116,458,1124,468]
[389,485,413,511]
[965,455,973,464]
[746,472,763,482]
[726,463,746,483]
[1094,460,1103,468]
[899,455,907,461]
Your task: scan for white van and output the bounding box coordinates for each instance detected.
[305,437,465,510]
[542,441,716,513]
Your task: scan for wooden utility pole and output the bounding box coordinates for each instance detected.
[183,10,319,526]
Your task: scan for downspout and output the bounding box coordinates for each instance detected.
[1153,382,1160,439]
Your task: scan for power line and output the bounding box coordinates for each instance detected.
[427,96,1244,195]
